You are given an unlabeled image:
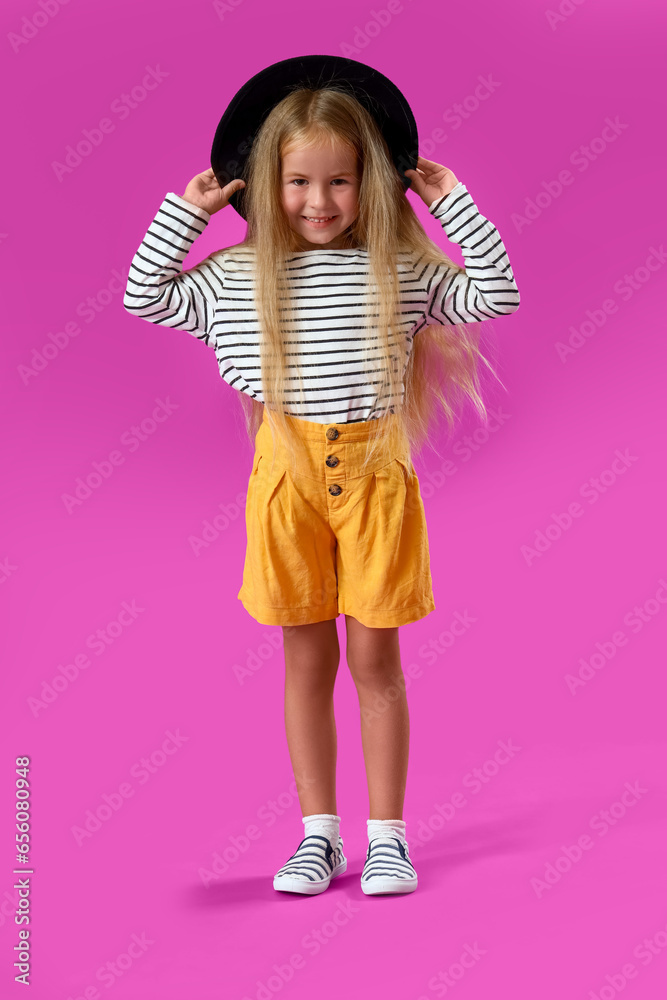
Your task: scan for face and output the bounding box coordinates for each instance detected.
[281,141,360,250]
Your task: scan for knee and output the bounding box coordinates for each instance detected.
[345,618,401,690]
[286,660,340,699]
[283,624,340,688]
[347,656,404,694]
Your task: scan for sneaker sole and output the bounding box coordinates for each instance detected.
[361,875,418,895]
[273,859,347,895]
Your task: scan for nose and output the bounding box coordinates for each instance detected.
[306,184,335,211]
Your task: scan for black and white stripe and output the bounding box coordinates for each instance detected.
[123,182,520,424]
[273,834,347,895]
[361,836,418,894]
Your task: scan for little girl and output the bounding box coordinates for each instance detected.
[123,66,520,896]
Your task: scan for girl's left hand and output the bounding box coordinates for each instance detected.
[404,156,459,206]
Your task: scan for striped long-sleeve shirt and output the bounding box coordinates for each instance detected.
[122,181,520,424]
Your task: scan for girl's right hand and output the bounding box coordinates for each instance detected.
[180,169,246,215]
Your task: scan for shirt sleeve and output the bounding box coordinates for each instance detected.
[122,193,222,348]
[419,181,520,325]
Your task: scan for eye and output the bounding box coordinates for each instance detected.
[289,178,350,186]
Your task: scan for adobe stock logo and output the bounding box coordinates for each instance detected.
[511,117,629,234]
[27,599,146,718]
[18,267,129,385]
[412,739,522,851]
[417,942,487,999]
[520,448,639,567]
[63,930,156,997]
[586,917,667,1000]
[240,897,360,1000]
[198,775,316,887]
[51,67,170,182]
[0,557,18,585]
[545,0,587,31]
[61,398,179,514]
[189,493,246,556]
[8,0,71,54]
[529,780,649,899]
[70,730,190,847]
[565,578,667,694]
[555,245,667,362]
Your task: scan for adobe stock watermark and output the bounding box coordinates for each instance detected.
[393,74,502,173]
[70,730,189,847]
[27,599,146,718]
[412,739,522,852]
[529,780,649,898]
[361,609,478,723]
[417,942,487,999]
[520,447,639,567]
[565,578,667,694]
[8,0,72,54]
[0,884,23,929]
[198,775,317,887]
[339,0,415,58]
[18,266,129,385]
[189,492,247,556]
[586,916,667,1000]
[512,116,629,234]
[52,66,169,182]
[61,397,179,513]
[212,0,248,22]
[555,244,667,362]
[241,897,360,1000]
[417,407,511,506]
[1,557,18,584]
[233,627,295,685]
[545,0,587,31]
[372,70,502,173]
[396,407,512,521]
[63,931,155,999]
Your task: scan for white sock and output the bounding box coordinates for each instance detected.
[302,813,341,850]
[367,817,407,848]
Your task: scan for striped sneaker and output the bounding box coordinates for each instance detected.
[361,836,418,894]
[273,834,347,895]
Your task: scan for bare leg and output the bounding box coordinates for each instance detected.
[282,619,340,816]
[344,615,409,819]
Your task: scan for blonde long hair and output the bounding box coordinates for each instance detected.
[219,86,506,474]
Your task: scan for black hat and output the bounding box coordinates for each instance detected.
[210,54,419,220]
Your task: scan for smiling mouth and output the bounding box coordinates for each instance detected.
[303,216,337,223]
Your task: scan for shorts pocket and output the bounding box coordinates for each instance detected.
[246,452,263,499]
[252,452,287,511]
[264,467,286,509]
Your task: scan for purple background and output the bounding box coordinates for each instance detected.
[2,0,666,997]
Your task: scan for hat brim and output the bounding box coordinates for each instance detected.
[210,54,419,220]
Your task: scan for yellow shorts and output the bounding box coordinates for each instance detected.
[237,408,436,628]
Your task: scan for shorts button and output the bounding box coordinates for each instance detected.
[328,484,342,496]
[326,427,339,440]
[326,455,339,467]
